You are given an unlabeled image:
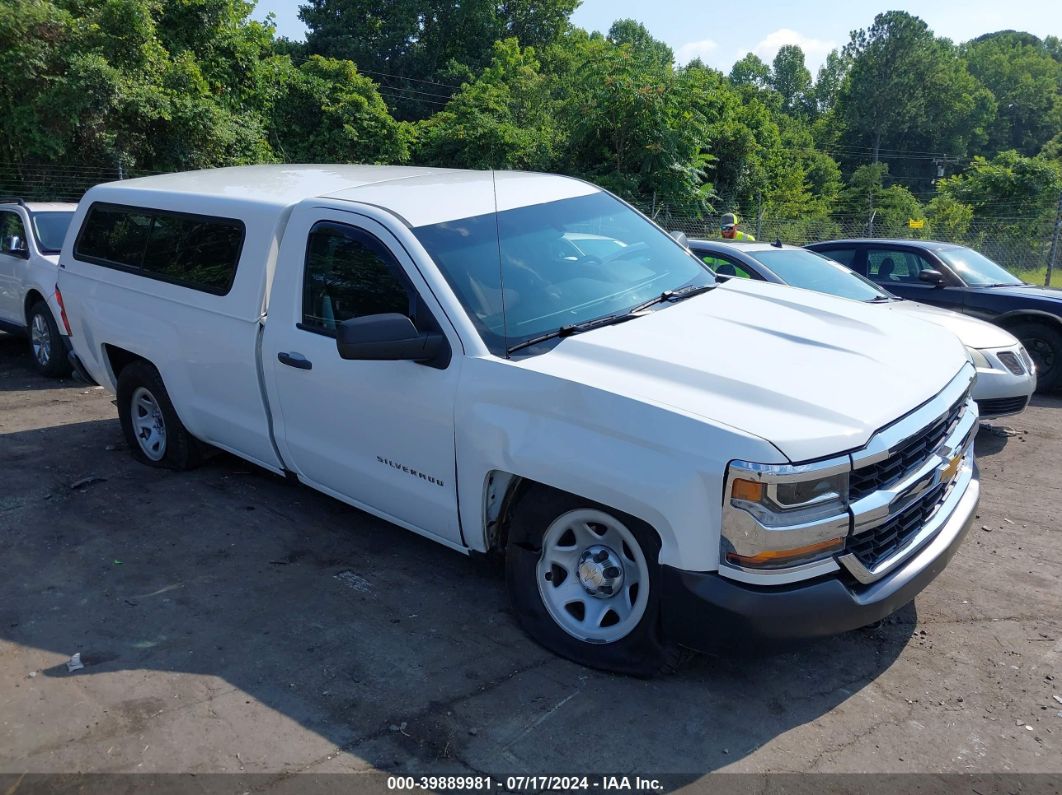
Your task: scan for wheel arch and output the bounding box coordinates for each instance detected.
[483,470,667,557]
[23,289,48,324]
[103,344,152,386]
[994,309,1062,333]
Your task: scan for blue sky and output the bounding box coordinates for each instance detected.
[251,0,1061,74]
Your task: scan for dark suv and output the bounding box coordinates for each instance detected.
[806,239,1062,392]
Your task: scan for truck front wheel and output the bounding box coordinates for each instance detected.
[505,487,681,676]
[116,361,201,470]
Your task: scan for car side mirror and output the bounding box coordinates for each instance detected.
[2,236,27,257]
[336,313,448,367]
[919,269,945,287]
[670,230,689,249]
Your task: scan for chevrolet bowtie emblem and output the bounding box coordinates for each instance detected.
[941,452,963,484]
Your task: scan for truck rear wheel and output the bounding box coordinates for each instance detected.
[116,361,201,470]
[505,486,681,677]
[27,301,70,378]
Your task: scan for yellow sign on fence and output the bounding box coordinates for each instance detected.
[908,218,925,229]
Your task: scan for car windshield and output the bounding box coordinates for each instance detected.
[412,192,715,355]
[936,246,1024,287]
[31,211,75,253]
[749,248,890,302]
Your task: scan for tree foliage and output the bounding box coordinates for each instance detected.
[2,0,1061,245]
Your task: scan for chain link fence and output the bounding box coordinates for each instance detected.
[2,163,1057,280]
[0,163,162,204]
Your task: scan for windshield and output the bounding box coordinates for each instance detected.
[749,248,890,302]
[412,192,715,355]
[31,211,75,253]
[936,246,1023,287]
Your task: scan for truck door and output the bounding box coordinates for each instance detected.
[262,209,464,548]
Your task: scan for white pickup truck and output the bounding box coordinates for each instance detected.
[58,166,980,675]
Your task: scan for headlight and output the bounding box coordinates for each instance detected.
[721,459,850,572]
[966,347,990,369]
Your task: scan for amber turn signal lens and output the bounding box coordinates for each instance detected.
[731,478,765,502]
[725,537,844,568]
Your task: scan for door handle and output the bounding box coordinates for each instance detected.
[278,351,312,370]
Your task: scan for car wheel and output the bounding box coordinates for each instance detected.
[1010,321,1062,392]
[27,301,70,378]
[116,360,201,470]
[505,486,682,677]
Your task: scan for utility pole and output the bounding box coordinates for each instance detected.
[1047,189,1062,288]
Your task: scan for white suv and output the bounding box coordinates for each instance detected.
[0,199,77,376]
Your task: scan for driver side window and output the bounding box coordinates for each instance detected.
[868,249,932,283]
[301,222,414,336]
[0,211,28,256]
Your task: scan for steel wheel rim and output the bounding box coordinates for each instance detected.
[131,386,167,461]
[1026,337,1054,376]
[536,508,650,644]
[30,313,50,367]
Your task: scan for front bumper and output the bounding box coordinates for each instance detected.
[660,465,979,650]
[972,346,1035,418]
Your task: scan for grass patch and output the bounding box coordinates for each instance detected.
[1012,267,1062,287]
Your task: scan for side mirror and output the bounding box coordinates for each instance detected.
[2,236,27,257]
[918,269,945,287]
[336,313,448,367]
[670,230,689,249]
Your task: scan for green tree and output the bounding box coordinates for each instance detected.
[297,0,579,119]
[607,19,673,69]
[836,12,995,174]
[810,49,849,115]
[839,163,924,234]
[935,150,1062,218]
[269,56,409,164]
[729,53,771,90]
[770,45,811,116]
[925,193,974,238]
[963,31,1062,157]
[414,38,558,169]
[0,0,276,172]
[559,34,712,213]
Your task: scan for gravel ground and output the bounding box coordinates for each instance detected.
[0,331,1060,787]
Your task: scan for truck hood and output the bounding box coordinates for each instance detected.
[885,300,1018,349]
[516,278,970,462]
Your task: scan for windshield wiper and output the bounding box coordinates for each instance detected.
[629,282,716,313]
[506,311,640,355]
[505,283,716,356]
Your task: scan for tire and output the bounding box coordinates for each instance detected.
[504,486,682,677]
[116,360,201,470]
[1009,320,1062,392]
[27,301,71,378]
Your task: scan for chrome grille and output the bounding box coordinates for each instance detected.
[849,392,968,502]
[847,480,950,568]
[996,351,1025,375]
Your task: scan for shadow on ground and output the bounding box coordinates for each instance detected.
[0,416,915,780]
[0,332,80,392]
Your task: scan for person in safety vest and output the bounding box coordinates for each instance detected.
[720,212,755,241]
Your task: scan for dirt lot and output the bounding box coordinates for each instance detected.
[1,330,1060,786]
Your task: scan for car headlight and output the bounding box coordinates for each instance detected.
[721,458,850,571]
[966,347,990,369]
